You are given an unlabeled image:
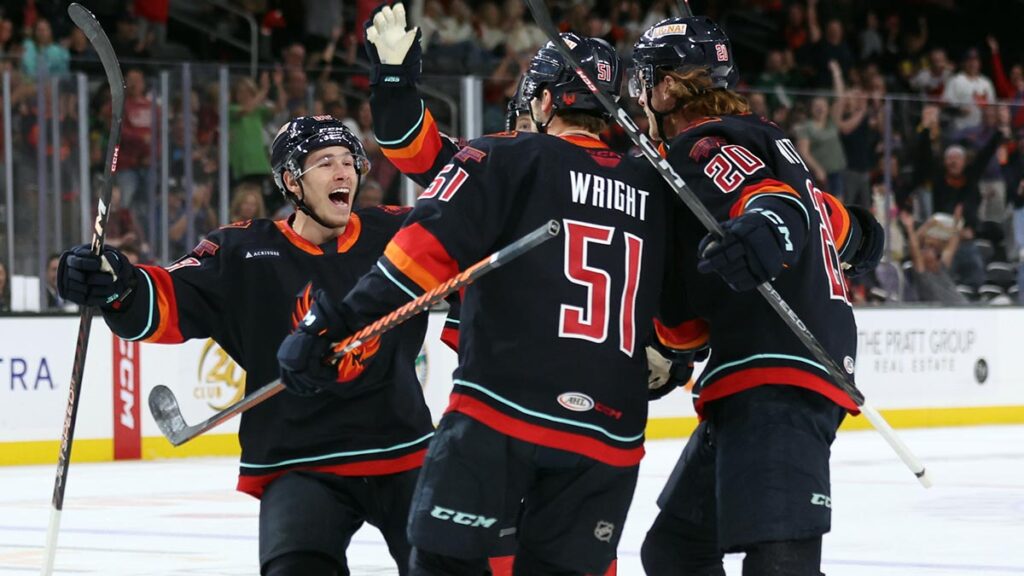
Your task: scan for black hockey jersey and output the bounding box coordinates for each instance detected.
[662,114,860,414]
[338,132,684,467]
[102,208,435,497]
[372,84,464,189]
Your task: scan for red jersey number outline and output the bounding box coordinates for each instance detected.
[703,144,766,193]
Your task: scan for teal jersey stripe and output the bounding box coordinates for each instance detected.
[240,431,434,469]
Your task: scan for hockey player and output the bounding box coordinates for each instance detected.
[628,17,883,576]
[56,117,436,576]
[279,34,693,575]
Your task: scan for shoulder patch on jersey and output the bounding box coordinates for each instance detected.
[454,146,488,163]
[221,219,253,230]
[689,136,728,162]
[191,238,220,258]
[586,149,622,168]
[165,256,201,273]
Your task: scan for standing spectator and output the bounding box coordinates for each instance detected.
[809,16,854,87]
[103,184,145,252]
[795,94,848,198]
[859,10,883,62]
[168,178,219,257]
[475,1,507,55]
[21,18,68,77]
[228,181,267,222]
[301,0,342,54]
[986,36,1024,130]
[953,104,1011,223]
[943,47,996,132]
[0,18,16,58]
[67,26,102,75]
[756,49,800,109]
[117,68,155,212]
[910,48,954,98]
[229,72,284,194]
[899,210,967,304]
[503,0,547,56]
[0,259,10,313]
[134,0,168,52]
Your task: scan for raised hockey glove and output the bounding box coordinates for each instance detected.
[647,344,705,401]
[841,205,885,278]
[364,2,422,87]
[698,202,806,292]
[57,244,137,309]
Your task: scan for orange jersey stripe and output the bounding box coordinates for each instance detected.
[729,178,802,218]
[138,265,184,344]
[384,223,459,292]
[382,110,444,174]
[822,192,852,251]
[654,318,710,351]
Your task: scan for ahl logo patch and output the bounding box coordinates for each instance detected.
[557,392,594,412]
[594,520,615,542]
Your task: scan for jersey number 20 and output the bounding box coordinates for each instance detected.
[558,219,643,357]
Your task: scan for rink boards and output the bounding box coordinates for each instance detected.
[1,308,1022,465]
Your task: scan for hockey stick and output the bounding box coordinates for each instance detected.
[524,0,931,488]
[676,0,694,17]
[41,5,126,576]
[149,219,561,446]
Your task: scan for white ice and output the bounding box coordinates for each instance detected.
[1,425,1022,575]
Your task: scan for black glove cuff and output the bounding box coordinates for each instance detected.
[370,63,420,87]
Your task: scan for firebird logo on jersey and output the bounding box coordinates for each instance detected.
[333,335,381,383]
[292,282,315,329]
[453,146,487,163]
[191,239,220,258]
[689,136,727,162]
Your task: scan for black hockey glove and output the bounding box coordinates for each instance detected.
[364,2,422,87]
[698,202,806,292]
[647,344,707,401]
[57,244,137,309]
[841,205,885,278]
[277,289,349,396]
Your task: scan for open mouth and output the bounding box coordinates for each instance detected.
[328,188,350,206]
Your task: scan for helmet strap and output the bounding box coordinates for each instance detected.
[645,80,686,142]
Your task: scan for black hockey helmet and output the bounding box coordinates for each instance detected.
[629,17,738,98]
[505,74,532,131]
[521,32,622,121]
[271,115,370,194]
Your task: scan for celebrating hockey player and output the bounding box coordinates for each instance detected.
[628,16,883,576]
[56,116,438,576]
[279,33,695,575]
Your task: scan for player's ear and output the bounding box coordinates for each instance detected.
[283,170,301,195]
[540,88,554,115]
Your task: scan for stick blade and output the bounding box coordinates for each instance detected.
[148,385,190,446]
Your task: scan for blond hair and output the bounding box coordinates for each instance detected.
[661,68,749,118]
[230,182,267,221]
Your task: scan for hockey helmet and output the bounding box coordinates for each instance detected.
[271,115,371,193]
[629,17,738,98]
[521,32,622,119]
[505,74,533,131]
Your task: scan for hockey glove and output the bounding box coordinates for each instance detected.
[277,289,380,396]
[698,202,806,292]
[841,205,885,278]
[57,244,137,309]
[647,344,705,401]
[364,2,422,87]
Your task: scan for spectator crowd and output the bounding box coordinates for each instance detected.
[2,0,1024,310]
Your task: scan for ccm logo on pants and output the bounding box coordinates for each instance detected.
[430,506,498,528]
